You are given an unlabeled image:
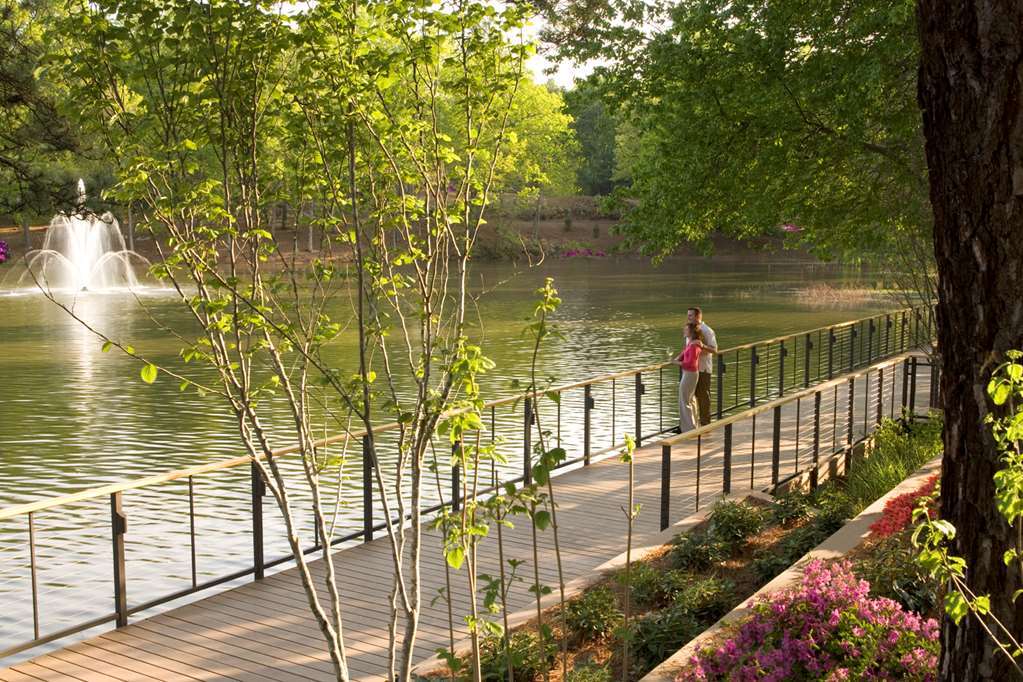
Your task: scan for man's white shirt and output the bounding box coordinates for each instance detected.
[686,322,717,373]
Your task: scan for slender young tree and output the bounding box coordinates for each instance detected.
[49,0,530,679]
[917,1,1023,679]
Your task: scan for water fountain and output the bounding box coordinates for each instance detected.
[10,180,152,292]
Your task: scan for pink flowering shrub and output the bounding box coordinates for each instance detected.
[562,247,607,258]
[677,560,939,682]
[869,475,938,538]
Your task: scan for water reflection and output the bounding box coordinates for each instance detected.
[0,257,889,651]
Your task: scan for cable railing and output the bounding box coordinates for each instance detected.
[653,351,938,530]
[0,304,935,661]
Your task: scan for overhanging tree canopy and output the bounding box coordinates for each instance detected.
[544,0,929,265]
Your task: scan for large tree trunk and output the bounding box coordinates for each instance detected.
[917,2,1023,679]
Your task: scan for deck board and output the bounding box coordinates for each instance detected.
[2,362,931,680]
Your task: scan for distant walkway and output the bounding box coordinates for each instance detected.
[0,352,933,681]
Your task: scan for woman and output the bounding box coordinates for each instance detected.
[676,323,714,432]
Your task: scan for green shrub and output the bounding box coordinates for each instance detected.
[565,586,621,641]
[844,417,942,507]
[478,630,555,682]
[810,485,856,534]
[708,500,766,543]
[622,563,663,609]
[772,491,813,526]
[565,663,611,682]
[669,531,728,571]
[627,606,702,676]
[663,573,735,622]
[751,552,793,582]
[855,532,940,616]
[751,521,835,582]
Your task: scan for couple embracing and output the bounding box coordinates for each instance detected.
[674,307,717,433]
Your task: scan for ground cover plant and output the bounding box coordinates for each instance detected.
[843,417,943,508]
[869,475,939,539]
[674,415,948,681]
[677,560,940,682]
[745,415,944,596]
[796,418,945,618]
[426,497,848,681]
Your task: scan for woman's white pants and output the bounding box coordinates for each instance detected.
[678,371,700,432]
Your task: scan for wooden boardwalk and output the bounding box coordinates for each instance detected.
[0,360,930,681]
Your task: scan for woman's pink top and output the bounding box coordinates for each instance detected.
[681,343,701,373]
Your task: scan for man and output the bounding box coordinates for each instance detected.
[686,307,717,426]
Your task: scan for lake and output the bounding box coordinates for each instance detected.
[0,255,888,653]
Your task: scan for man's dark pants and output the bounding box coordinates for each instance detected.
[695,371,712,426]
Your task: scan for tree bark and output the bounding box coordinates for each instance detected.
[917,2,1023,680]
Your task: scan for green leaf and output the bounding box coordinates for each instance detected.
[445,546,465,570]
[1008,363,1023,382]
[534,510,551,530]
[547,447,567,465]
[101,341,113,353]
[140,363,158,384]
[993,383,1012,405]
[973,595,991,615]
[945,591,969,625]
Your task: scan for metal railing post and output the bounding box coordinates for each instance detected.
[362,435,374,542]
[111,492,128,627]
[723,424,733,494]
[660,444,671,531]
[28,512,39,640]
[523,397,533,484]
[868,320,875,362]
[635,374,645,445]
[901,358,910,410]
[848,325,857,371]
[827,328,835,379]
[847,378,855,447]
[901,312,908,351]
[778,340,787,396]
[771,405,782,486]
[877,368,885,424]
[804,333,813,387]
[583,385,593,464]
[811,392,821,490]
[909,357,918,415]
[885,314,892,356]
[716,355,725,419]
[250,462,265,577]
[188,477,198,584]
[749,345,759,407]
[696,436,703,510]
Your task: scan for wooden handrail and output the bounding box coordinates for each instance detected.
[719,306,918,355]
[0,305,929,521]
[659,350,917,447]
[0,225,50,235]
